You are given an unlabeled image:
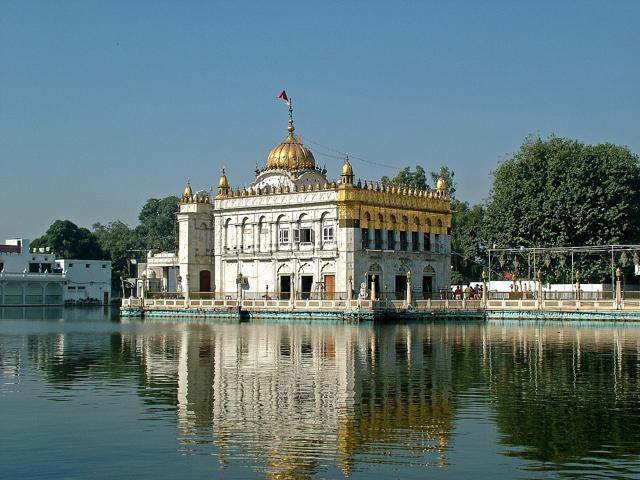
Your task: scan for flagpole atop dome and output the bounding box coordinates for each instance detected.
[287,98,295,134]
[277,90,295,136]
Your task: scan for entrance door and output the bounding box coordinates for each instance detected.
[395,275,407,300]
[324,274,335,300]
[422,276,433,299]
[103,292,109,305]
[280,275,291,300]
[199,270,211,292]
[300,276,313,300]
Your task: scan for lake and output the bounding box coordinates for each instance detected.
[1,307,640,479]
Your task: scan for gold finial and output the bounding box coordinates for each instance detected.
[287,98,295,135]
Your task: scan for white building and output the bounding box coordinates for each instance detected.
[0,238,112,306]
[0,238,64,305]
[56,259,112,304]
[170,103,452,301]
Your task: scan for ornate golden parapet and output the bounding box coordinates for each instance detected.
[336,184,451,234]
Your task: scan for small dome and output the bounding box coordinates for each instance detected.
[183,182,193,197]
[342,158,353,176]
[218,169,230,189]
[436,176,446,193]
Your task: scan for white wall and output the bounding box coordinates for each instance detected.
[57,259,112,303]
[0,238,55,273]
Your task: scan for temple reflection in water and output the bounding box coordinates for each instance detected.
[13,316,640,478]
[128,322,453,478]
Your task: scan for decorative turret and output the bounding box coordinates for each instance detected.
[436,174,446,196]
[341,156,354,185]
[218,169,230,196]
[182,180,193,202]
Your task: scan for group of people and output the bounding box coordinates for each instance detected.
[452,284,483,300]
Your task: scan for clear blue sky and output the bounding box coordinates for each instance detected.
[2,1,639,241]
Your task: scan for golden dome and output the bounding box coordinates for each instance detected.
[218,169,229,189]
[266,134,316,171]
[183,181,193,197]
[436,176,446,193]
[342,158,353,176]
[266,98,315,171]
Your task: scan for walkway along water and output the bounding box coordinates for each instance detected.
[120,279,640,322]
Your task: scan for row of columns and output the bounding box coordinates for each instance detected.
[0,281,53,305]
[363,229,446,252]
[224,220,335,253]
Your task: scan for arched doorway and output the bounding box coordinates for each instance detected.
[199,270,211,292]
[423,265,435,299]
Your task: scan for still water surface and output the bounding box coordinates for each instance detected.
[2,308,640,479]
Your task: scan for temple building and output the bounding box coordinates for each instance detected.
[174,102,452,300]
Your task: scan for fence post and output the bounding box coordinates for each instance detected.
[536,270,542,310]
[615,267,622,310]
[481,269,488,309]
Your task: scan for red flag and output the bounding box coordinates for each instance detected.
[277,90,288,101]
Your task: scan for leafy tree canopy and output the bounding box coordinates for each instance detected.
[382,166,428,190]
[451,201,486,282]
[93,221,140,285]
[485,136,640,281]
[135,196,180,252]
[31,220,106,260]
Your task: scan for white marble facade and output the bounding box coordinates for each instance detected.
[174,109,452,300]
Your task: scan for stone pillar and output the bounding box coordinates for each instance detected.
[370,274,376,301]
[235,224,242,251]
[482,269,488,309]
[406,271,412,306]
[270,222,276,253]
[290,272,296,307]
[536,270,543,310]
[347,276,353,301]
[314,220,322,250]
[252,223,258,253]
[575,271,581,307]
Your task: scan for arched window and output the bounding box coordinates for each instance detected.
[321,212,335,246]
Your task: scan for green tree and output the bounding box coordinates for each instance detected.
[451,201,486,282]
[382,166,428,190]
[31,220,106,260]
[135,196,180,251]
[484,136,640,282]
[93,221,140,287]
